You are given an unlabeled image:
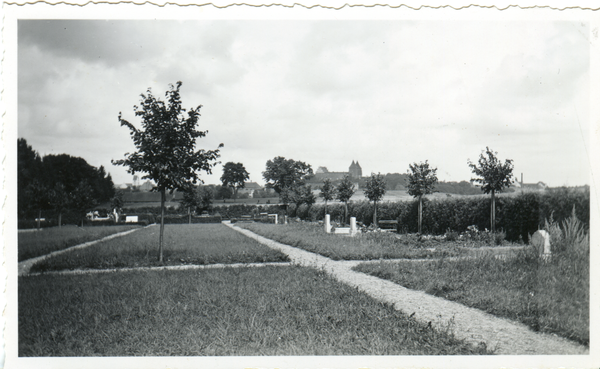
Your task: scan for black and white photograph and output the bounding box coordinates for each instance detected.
[2,2,599,369]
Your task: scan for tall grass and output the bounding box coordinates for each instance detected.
[30,224,289,272]
[355,247,589,345]
[238,222,466,260]
[18,225,141,261]
[19,266,489,356]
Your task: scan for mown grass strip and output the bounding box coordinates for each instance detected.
[238,222,466,260]
[30,224,289,272]
[354,250,589,346]
[18,225,141,262]
[19,266,489,356]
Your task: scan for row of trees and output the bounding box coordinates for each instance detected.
[264,147,514,234]
[18,138,116,228]
[109,81,514,262]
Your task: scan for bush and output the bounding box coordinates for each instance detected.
[156,215,222,224]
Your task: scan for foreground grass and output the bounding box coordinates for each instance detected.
[30,224,288,272]
[19,266,489,356]
[355,250,589,346]
[238,222,466,260]
[18,225,141,262]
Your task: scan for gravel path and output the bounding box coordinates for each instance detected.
[18,227,145,276]
[226,222,589,355]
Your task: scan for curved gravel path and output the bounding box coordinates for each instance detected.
[226,222,589,355]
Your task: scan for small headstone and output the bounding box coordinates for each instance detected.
[325,214,331,233]
[531,230,551,256]
[350,217,357,236]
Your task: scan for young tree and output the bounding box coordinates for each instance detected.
[180,185,200,224]
[468,147,514,233]
[319,178,335,215]
[336,175,355,225]
[263,156,313,211]
[364,173,387,227]
[112,81,222,262]
[221,162,250,201]
[407,161,438,234]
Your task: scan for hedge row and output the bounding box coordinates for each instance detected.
[155,215,222,224]
[289,187,590,242]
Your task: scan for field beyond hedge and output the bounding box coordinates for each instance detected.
[29,224,289,272]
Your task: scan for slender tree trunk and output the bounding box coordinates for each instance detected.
[418,195,423,234]
[344,202,348,225]
[37,209,41,230]
[188,206,191,224]
[373,200,378,227]
[491,190,496,233]
[159,188,166,263]
[324,200,328,217]
[58,212,62,229]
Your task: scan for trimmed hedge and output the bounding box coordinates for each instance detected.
[156,215,222,224]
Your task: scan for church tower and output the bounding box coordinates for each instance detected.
[349,160,362,178]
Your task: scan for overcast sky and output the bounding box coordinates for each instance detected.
[18,19,591,188]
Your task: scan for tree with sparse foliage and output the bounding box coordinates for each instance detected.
[364,173,387,227]
[112,81,222,262]
[263,156,313,211]
[336,175,355,225]
[468,147,514,233]
[320,178,335,215]
[221,162,250,201]
[407,161,438,234]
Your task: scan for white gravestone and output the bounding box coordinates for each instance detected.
[531,230,551,256]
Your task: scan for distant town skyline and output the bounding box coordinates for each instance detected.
[17,19,592,188]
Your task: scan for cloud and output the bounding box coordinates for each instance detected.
[17,20,591,187]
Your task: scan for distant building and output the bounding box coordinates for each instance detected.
[311,161,363,183]
[238,182,263,198]
[514,181,548,191]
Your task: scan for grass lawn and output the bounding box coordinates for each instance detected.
[18,225,141,262]
[355,250,589,346]
[19,266,489,356]
[238,222,466,260]
[30,224,289,273]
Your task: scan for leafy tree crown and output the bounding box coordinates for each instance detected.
[262,156,313,194]
[468,147,514,194]
[221,162,250,190]
[364,172,387,202]
[320,178,335,202]
[336,175,355,203]
[407,161,438,198]
[112,81,222,194]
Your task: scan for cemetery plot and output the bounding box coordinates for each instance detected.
[354,250,589,346]
[18,225,141,262]
[238,222,467,260]
[29,224,289,273]
[19,266,488,356]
